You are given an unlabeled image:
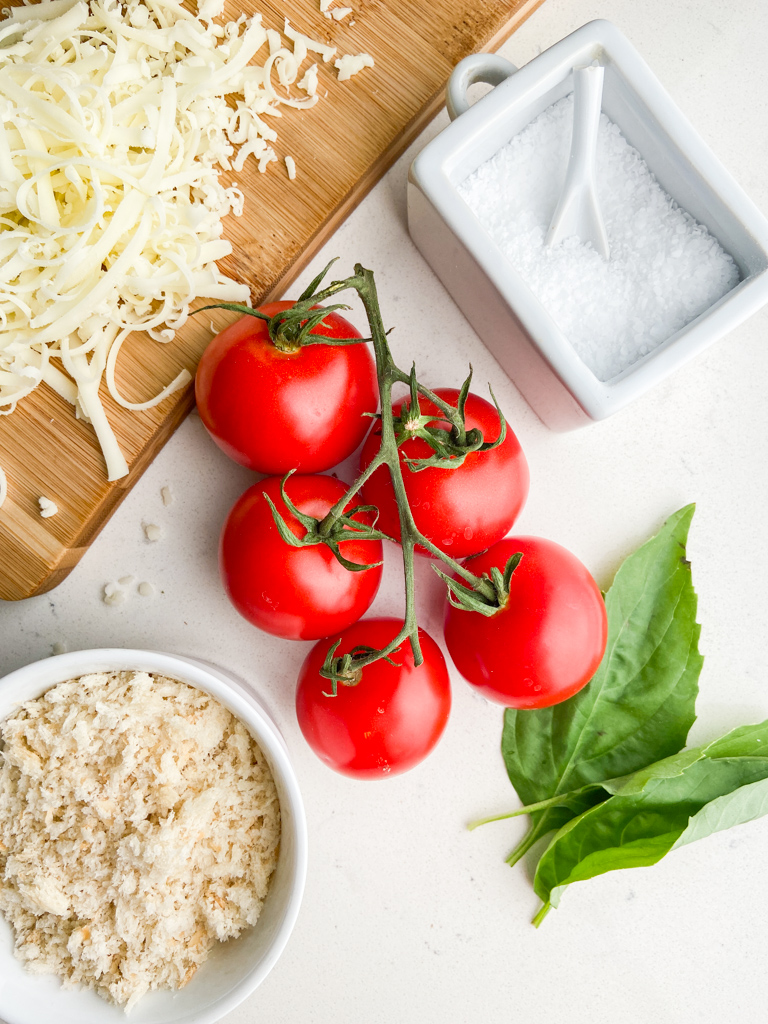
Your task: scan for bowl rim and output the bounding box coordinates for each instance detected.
[409,18,768,420]
[0,648,308,1024]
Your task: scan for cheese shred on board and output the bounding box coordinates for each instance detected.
[0,0,374,481]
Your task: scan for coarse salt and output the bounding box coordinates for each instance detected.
[457,94,740,381]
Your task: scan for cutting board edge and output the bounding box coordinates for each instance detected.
[0,390,196,601]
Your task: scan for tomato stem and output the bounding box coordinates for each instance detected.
[261,262,506,684]
[316,447,388,538]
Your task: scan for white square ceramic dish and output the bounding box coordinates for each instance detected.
[407,19,768,430]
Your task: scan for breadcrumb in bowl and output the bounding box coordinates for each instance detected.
[0,650,307,1024]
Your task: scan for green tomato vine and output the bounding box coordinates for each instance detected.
[198,260,522,690]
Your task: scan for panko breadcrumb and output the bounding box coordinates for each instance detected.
[0,671,280,1011]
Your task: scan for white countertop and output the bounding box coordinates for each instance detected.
[2,0,768,1021]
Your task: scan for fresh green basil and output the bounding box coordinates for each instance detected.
[671,776,768,849]
[531,720,768,924]
[500,504,702,865]
[478,505,768,926]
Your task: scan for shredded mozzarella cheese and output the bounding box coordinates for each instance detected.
[38,496,58,518]
[334,52,374,81]
[143,522,162,542]
[284,18,336,63]
[0,0,369,481]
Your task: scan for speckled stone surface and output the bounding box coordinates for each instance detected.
[1,1,767,1021]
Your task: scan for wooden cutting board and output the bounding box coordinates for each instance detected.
[0,0,543,601]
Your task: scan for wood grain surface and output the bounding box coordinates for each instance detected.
[0,0,544,601]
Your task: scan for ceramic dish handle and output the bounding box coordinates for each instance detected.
[446,53,519,120]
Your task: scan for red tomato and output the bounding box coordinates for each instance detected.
[196,302,378,474]
[220,474,382,641]
[296,618,451,778]
[359,388,529,558]
[443,537,607,709]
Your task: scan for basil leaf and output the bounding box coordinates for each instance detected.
[532,752,768,924]
[672,777,768,849]
[701,721,768,759]
[603,719,768,798]
[501,505,702,864]
[601,746,706,797]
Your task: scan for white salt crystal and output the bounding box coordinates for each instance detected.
[138,582,154,597]
[161,485,174,507]
[457,94,740,381]
[143,523,162,542]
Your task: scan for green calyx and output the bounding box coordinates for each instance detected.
[194,259,373,353]
[393,365,507,473]
[319,644,402,697]
[215,258,515,687]
[432,552,523,617]
[265,471,391,574]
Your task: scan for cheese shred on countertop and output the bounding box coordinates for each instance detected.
[0,671,280,1011]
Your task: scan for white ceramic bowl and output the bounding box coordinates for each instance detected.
[0,649,308,1024]
[408,19,768,430]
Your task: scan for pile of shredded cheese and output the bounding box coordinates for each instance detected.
[0,670,281,1010]
[0,0,374,489]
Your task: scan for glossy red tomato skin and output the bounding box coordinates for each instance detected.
[443,537,607,709]
[359,389,529,558]
[296,618,451,778]
[196,301,378,474]
[220,475,382,641]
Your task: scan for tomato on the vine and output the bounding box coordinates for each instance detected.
[220,474,382,641]
[196,302,378,474]
[296,618,451,778]
[359,388,529,558]
[443,537,607,709]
